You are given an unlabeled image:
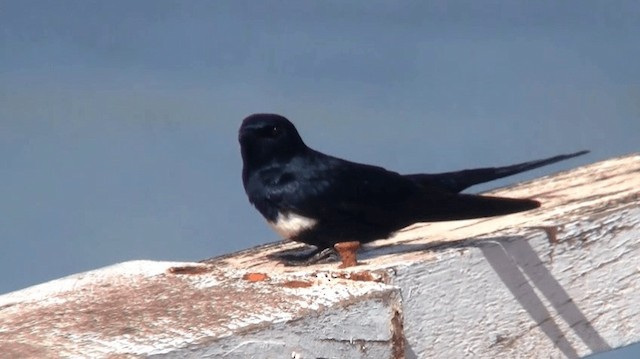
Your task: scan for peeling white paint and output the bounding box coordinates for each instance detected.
[0,260,197,308]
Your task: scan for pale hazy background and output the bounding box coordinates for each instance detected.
[1,2,639,356]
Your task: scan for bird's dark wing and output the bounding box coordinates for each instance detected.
[268,153,539,231]
[405,150,589,193]
[268,155,417,225]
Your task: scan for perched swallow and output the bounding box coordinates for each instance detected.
[239,113,588,267]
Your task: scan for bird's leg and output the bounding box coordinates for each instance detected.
[271,246,339,266]
[333,241,361,268]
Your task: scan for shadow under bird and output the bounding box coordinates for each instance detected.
[239,113,588,267]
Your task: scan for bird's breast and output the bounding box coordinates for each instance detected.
[267,212,318,239]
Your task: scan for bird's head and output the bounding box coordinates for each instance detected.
[239,114,307,170]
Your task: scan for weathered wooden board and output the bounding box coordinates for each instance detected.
[0,154,638,358]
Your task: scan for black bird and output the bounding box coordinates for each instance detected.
[239,113,588,266]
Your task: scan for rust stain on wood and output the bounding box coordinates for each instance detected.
[280,280,313,288]
[242,272,270,282]
[334,241,361,268]
[391,305,406,358]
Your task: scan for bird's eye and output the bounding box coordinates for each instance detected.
[257,124,282,138]
[269,126,281,137]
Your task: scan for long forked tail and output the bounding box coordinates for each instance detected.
[407,150,589,193]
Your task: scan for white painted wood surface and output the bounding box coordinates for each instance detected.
[0,154,638,358]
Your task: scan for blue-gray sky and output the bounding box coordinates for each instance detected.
[1,2,639,356]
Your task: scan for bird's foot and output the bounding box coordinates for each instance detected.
[270,246,339,266]
[269,241,362,268]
